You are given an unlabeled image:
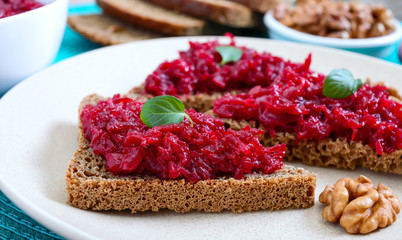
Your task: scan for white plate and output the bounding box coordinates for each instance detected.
[0,37,401,240]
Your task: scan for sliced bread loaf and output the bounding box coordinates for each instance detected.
[67,14,164,45]
[97,0,206,36]
[65,94,316,213]
[226,0,279,13]
[145,0,255,28]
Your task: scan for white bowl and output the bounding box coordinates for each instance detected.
[264,11,402,59]
[0,0,68,96]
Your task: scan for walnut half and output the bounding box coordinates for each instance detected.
[319,176,401,234]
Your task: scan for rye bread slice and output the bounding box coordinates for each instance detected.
[68,14,164,45]
[220,116,402,174]
[227,0,279,13]
[97,0,206,36]
[67,15,267,46]
[145,0,255,28]
[65,94,316,213]
[126,86,402,174]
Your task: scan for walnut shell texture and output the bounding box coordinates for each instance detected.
[319,175,401,234]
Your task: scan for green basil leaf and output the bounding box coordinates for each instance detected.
[216,46,243,65]
[140,95,193,128]
[322,69,362,99]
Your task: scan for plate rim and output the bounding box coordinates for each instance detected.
[0,36,401,240]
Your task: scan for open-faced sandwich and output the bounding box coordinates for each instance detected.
[129,35,402,174]
[66,93,316,213]
[66,35,401,215]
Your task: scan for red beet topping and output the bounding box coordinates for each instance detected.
[145,34,311,96]
[145,36,402,155]
[0,0,43,18]
[81,95,285,182]
[214,79,402,155]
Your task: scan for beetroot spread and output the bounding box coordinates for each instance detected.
[81,95,285,181]
[213,78,402,155]
[0,0,43,19]
[144,37,402,155]
[145,34,311,96]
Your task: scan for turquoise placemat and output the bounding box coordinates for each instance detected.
[383,41,401,64]
[0,4,401,240]
[53,4,102,63]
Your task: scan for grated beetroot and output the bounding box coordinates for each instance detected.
[81,95,285,181]
[145,36,402,155]
[145,34,311,96]
[0,0,43,19]
[213,76,402,155]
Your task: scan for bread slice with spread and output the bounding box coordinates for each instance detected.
[127,88,402,175]
[65,94,316,213]
[127,37,402,174]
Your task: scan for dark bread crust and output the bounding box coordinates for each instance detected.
[145,0,255,28]
[219,117,402,174]
[97,0,206,36]
[66,94,316,213]
[67,14,164,46]
[227,0,279,13]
